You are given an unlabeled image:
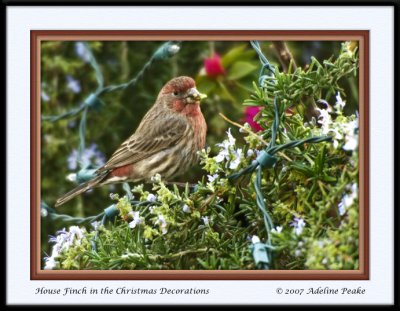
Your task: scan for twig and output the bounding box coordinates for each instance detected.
[218,113,268,145]
[164,181,196,188]
[200,194,216,211]
[271,41,297,72]
[218,113,292,162]
[149,247,214,260]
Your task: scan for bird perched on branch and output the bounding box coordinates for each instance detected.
[55,76,207,207]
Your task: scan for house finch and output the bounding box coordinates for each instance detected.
[55,76,207,207]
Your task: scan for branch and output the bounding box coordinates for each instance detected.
[219,113,268,146]
[271,41,297,72]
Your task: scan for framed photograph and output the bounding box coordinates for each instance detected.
[32,30,368,280]
[6,2,398,307]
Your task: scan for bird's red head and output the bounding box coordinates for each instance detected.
[161,76,196,95]
[159,76,205,116]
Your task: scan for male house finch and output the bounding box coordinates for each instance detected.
[55,76,207,207]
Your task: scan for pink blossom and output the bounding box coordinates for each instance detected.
[204,54,225,77]
[245,106,263,132]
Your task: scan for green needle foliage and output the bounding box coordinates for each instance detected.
[43,41,359,270]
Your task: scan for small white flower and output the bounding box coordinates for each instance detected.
[322,258,328,265]
[290,217,306,236]
[68,226,84,245]
[44,257,57,270]
[155,215,168,234]
[146,193,157,202]
[69,226,84,240]
[345,184,358,206]
[316,108,330,127]
[182,204,191,213]
[229,148,243,170]
[271,226,283,233]
[338,201,346,216]
[344,119,358,134]
[343,134,358,151]
[343,194,355,208]
[128,211,142,228]
[226,128,236,146]
[294,249,302,257]
[50,244,61,258]
[247,149,254,157]
[48,226,85,256]
[251,235,260,244]
[207,174,218,183]
[201,216,209,226]
[295,227,303,236]
[49,229,65,243]
[342,119,358,151]
[215,128,236,163]
[317,241,325,248]
[217,128,235,148]
[338,183,358,215]
[215,149,229,163]
[326,128,343,149]
[335,92,346,111]
[333,139,339,149]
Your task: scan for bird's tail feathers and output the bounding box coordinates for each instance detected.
[55,173,107,207]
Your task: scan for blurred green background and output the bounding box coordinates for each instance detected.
[40,40,358,257]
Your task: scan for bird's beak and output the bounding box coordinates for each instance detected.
[187,88,207,102]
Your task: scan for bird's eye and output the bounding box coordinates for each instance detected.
[173,91,180,96]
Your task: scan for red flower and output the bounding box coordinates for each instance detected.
[204,54,225,77]
[245,106,263,132]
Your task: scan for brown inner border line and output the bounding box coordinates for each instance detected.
[31,30,369,280]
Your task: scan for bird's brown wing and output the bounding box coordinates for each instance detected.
[96,112,189,173]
